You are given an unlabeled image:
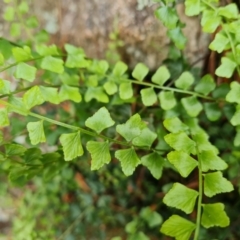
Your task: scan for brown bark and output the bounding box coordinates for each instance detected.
[1,0,209,70]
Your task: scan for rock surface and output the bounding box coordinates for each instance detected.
[1,0,209,69]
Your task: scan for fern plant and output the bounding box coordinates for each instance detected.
[1,0,240,239]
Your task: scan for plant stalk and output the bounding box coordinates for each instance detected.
[128,79,214,100]
[193,152,203,240]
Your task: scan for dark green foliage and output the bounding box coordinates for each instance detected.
[1,0,240,239]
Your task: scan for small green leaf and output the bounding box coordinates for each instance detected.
[181,96,203,117]
[65,44,85,55]
[226,81,240,104]
[175,72,194,90]
[140,207,163,228]
[196,71,212,93]
[59,84,82,103]
[228,21,240,36]
[15,62,37,82]
[0,131,3,144]
[236,44,240,62]
[218,4,238,19]
[113,61,128,77]
[209,32,229,53]
[151,66,170,86]
[116,114,146,142]
[85,87,109,103]
[26,16,39,28]
[18,1,29,13]
[115,148,140,176]
[24,148,42,162]
[10,23,21,37]
[204,171,234,197]
[84,75,98,88]
[185,0,201,16]
[163,117,189,133]
[0,39,13,59]
[35,30,50,43]
[104,81,118,95]
[132,63,149,81]
[40,86,60,104]
[12,46,32,62]
[119,82,133,100]
[230,105,240,126]
[0,53,5,66]
[201,203,230,228]
[41,56,64,74]
[127,232,149,240]
[125,220,138,234]
[184,118,206,136]
[5,144,26,156]
[132,128,157,147]
[201,10,221,33]
[36,44,59,56]
[95,60,109,75]
[43,164,62,181]
[164,132,196,154]
[216,57,237,78]
[168,45,181,60]
[85,75,98,87]
[8,168,28,187]
[27,120,46,145]
[167,27,187,49]
[85,107,115,134]
[160,215,196,240]
[204,102,221,121]
[0,108,9,127]
[85,74,98,87]
[199,150,228,172]
[0,79,10,94]
[167,151,198,177]
[86,141,111,170]
[155,6,179,29]
[23,86,45,109]
[60,131,83,161]
[60,73,79,86]
[141,152,165,179]
[140,88,157,106]
[234,127,240,147]
[1,41,11,64]
[192,132,218,153]
[8,96,28,115]
[64,44,88,68]
[41,152,61,164]
[3,6,14,21]
[0,80,3,89]
[65,53,89,68]
[159,91,177,110]
[163,183,198,214]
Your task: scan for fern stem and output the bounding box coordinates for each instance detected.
[194,151,203,240]
[0,86,32,99]
[1,99,163,151]
[0,56,214,101]
[29,112,81,132]
[29,112,146,148]
[201,0,217,10]
[202,0,240,76]
[0,56,44,73]
[223,27,240,76]
[127,79,214,100]
[0,54,67,73]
